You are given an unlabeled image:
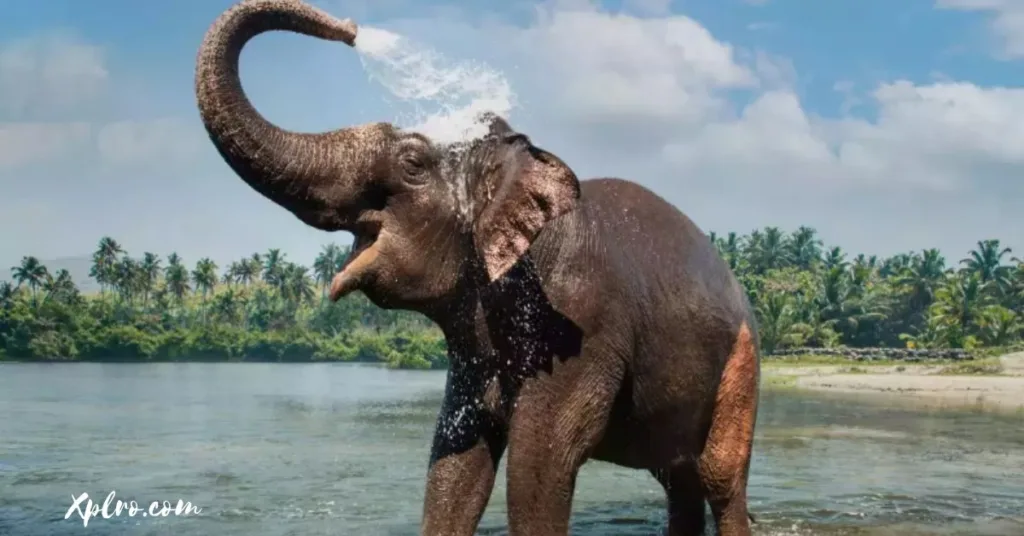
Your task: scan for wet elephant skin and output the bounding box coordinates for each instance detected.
[193,2,760,535]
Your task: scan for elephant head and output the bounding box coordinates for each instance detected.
[195,0,580,313]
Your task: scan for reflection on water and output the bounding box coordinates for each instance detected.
[0,363,1021,535]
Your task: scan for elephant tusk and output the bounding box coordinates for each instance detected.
[329,234,384,301]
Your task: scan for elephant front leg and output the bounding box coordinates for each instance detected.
[504,371,618,536]
[504,436,579,536]
[421,392,507,536]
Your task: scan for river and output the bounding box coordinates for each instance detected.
[1,363,1022,535]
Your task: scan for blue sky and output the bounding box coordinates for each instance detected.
[1,0,1022,271]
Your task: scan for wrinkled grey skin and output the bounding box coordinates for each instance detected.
[195,1,761,535]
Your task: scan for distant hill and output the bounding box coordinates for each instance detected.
[2,255,100,294]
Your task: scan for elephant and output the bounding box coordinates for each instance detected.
[194,1,761,535]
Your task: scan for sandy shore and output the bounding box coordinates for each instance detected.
[764,351,1024,412]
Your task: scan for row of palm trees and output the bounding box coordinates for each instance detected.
[5,229,1022,352]
[707,228,1021,350]
[71,237,352,307]
[5,257,77,305]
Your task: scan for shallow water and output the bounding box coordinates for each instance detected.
[1,363,1021,535]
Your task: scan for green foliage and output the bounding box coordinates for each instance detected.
[1,240,446,368]
[2,233,1022,367]
[708,231,1023,352]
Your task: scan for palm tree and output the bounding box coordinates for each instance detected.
[164,253,190,304]
[248,253,264,283]
[754,292,799,353]
[879,252,913,278]
[263,249,285,288]
[313,243,343,296]
[222,262,240,287]
[1009,257,1024,313]
[43,269,78,303]
[787,226,822,271]
[234,257,258,287]
[927,272,992,348]
[113,256,143,303]
[961,239,1012,289]
[211,288,242,326]
[281,263,315,306]
[894,249,946,317]
[191,258,219,301]
[11,256,49,304]
[976,306,1021,347]
[0,281,19,308]
[822,246,847,271]
[716,232,742,272]
[140,252,162,305]
[744,228,791,274]
[815,264,887,345]
[90,236,123,294]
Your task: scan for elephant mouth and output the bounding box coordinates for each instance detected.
[329,217,384,302]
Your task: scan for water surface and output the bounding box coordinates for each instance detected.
[1,363,1022,535]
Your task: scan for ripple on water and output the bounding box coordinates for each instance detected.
[1,364,1023,536]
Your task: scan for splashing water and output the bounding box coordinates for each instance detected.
[353,26,516,145]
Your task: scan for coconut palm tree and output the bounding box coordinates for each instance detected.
[164,253,190,304]
[787,226,822,271]
[822,246,847,271]
[235,257,257,287]
[281,263,315,306]
[927,272,993,348]
[248,253,264,283]
[11,256,49,304]
[960,239,1013,290]
[313,243,343,296]
[263,249,285,288]
[715,232,742,272]
[894,249,946,315]
[191,258,219,301]
[0,281,19,308]
[43,269,78,303]
[90,236,123,294]
[113,255,144,303]
[140,252,162,304]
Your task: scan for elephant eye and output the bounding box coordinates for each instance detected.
[400,151,429,183]
[402,153,424,170]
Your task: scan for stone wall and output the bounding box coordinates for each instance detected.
[766,347,975,361]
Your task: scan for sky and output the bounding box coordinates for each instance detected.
[1,0,1023,271]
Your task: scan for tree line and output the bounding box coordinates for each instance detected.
[1,228,1022,366]
[708,227,1021,353]
[0,238,445,368]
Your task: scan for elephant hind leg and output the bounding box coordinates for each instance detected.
[651,463,707,536]
[698,321,758,536]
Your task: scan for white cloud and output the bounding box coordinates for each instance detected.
[0,34,218,266]
[514,9,756,126]
[96,118,205,169]
[623,0,672,16]
[2,1,1022,267]
[481,4,1024,194]
[0,35,107,118]
[384,2,1023,255]
[0,36,205,174]
[666,80,1024,193]
[937,0,1024,59]
[0,122,91,170]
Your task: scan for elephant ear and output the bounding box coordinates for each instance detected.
[474,134,581,282]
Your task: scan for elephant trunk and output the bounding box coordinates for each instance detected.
[195,0,389,230]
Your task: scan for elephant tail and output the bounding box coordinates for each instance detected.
[748,512,757,524]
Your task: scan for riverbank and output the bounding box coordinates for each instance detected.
[764,352,1024,412]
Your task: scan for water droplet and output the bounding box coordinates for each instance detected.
[353,26,516,146]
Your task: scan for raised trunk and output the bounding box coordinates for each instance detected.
[195,0,388,230]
